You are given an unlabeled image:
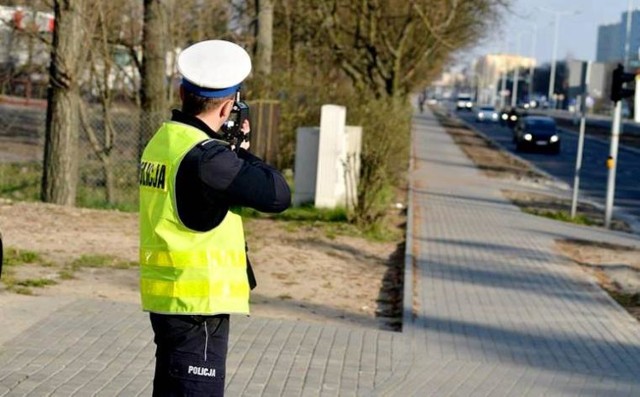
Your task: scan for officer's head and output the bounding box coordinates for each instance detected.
[177,40,252,130]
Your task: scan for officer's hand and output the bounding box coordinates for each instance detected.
[240,119,251,150]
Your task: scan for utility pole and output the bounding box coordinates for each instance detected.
[528,24,538,104]
[571,61,591,219]
[511,33,522,108]
[499,42,509,109]
[549,13,560,108]
[624,0,634,68]
[537,7,580,108]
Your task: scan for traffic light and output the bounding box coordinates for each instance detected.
[610,63,636,102]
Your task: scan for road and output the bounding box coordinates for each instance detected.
[456,110,640,223]
[532,108,640,136]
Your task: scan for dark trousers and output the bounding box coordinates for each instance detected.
[150,313,230,397]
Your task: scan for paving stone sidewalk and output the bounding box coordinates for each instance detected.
[1,108,640,396]
[379,109,640,396]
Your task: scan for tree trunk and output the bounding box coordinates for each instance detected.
[256,0,273,75]
[255,0,273,93]
[139,0,167,157]
[41,0,85,205]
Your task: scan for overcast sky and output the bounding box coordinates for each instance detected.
[466,0,639,65]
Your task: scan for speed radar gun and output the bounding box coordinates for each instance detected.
[221,91,250,151]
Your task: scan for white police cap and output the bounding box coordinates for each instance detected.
[178,40,252,98]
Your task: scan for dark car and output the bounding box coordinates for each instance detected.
[500,107,521,128]
[513,116,561,154]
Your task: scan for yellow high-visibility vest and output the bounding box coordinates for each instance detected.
[139,121,249,315]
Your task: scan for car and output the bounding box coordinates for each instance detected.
[513,116,561,154]
[456,94,474,111]
[475,105,499,123]
[500,107,521,129]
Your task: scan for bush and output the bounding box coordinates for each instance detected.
[348,97,411,227]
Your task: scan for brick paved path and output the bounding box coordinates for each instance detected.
[1,108,639,396]
[379,110,640,395]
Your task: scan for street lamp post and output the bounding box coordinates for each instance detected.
[499,41,509,109]
[549,13,560,107]
[528,23,537,104]
[624,0,634,68]
[538,7,580,109]
[511,33,523,108]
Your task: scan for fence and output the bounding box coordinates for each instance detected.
[248,100,280,166]
[0,98,281,212]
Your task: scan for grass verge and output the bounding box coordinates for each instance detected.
[503,190,631,233]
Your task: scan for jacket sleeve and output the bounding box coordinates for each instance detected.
[198,146,291,213]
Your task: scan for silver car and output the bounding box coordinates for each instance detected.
[475,106,499,123]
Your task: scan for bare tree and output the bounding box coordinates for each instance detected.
[309,0,508,98]
[41,0,87,205]
[80,0,136,204]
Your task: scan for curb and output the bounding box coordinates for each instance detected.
[402,117,417,338]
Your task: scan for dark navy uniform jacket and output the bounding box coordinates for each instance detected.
[171,109,291,288]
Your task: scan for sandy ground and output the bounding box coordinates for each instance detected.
[556,239,640,320]
[0,200,404,331]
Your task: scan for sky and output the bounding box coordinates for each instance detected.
[467,0,638,65]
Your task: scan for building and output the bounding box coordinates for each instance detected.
[596,23,623,63]
[622,10,640,66]
[429,70,466,100]
[474,53,536,106]
[596,10,640,65]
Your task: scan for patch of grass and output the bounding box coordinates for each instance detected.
[0,162,41,202]
[0,160,139,212]
[76,184,138,212]
[14,278,57,288]
[1,269,16,285]
[3,247,42,266]
[361,221,403,242]
[58,269,76,280]
[3,273,56,294]
[523,209,597,227]
[10,286,33,295]
[236,204,348,223]
[69,254,137,270]
[503,190,631,233]
[241,203,403,242]
[608,290,640,307]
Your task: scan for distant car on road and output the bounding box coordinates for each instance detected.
[475,105,499,123]
[500,107,521,129]
[513,116,561,154]
[456,94,474,111]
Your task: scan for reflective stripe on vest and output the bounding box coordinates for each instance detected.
[139,121,249,315]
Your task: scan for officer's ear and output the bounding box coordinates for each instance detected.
[220,98,234,120]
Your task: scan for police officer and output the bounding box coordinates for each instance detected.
[139,40,291,396]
